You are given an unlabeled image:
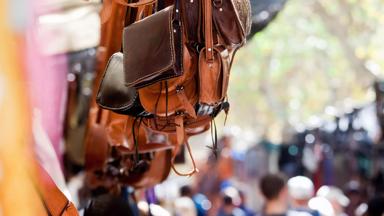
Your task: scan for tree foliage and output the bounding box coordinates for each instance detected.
[227,0,384,141]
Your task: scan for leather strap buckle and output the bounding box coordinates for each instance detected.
[213,0,223,8]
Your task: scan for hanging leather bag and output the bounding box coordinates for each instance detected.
[123,3,183,88]
[96,52,149,116]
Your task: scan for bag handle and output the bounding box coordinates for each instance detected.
[170,115,199,176]
[113,0,157,7]
[204,0,214,62]
[171,141,199,176]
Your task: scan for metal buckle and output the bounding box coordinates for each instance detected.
[213,0,223,8]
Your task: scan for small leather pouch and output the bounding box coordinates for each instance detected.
[212,0,252,47]
[96,52,147,116]
[198,47,224,105]
[123,5,183,89]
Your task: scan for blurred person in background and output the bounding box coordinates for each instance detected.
[84,194,134,216]
[366,196,384,216]
[239,190,256,216]
[308,196,335,216]
[344,180,366,216]
[287,176,320,216]
[259,173,312,216]
[179,185,210,216]
[258,173,289,216]
[217,187,246,216]
[174,196,197,216]
[316,186,350,216]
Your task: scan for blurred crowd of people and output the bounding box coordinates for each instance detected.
[166,133,384,216]
[78,172,384,216]
[171,172,384,216]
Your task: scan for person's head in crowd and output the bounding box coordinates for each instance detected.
[219,135,233,149]
[84,194,134,216]
[180,185,193,198]
[287,176,314,208]
[222,186,241,207]
[259,173,289,215]
[308,196,335,216]
[366,196,384,216]
[316,186,350,215]
[238,190,256,216]
[344,180,365,216]
[217,187,246,216]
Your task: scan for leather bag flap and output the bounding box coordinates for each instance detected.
[96,53,140,113]
[123,6,178,88]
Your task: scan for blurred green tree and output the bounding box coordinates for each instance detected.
[227,0,384,141]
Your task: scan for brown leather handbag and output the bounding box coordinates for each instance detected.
[96,52,149,116]
[212,0,252,47]
[99,117,174,188]
[198,0,231,107]
[123,2,183,88]
[181,0,251,47]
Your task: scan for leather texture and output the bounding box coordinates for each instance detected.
[92,116,173,188]
[123,6,183,88]
[138,43,198,118]
[86,0,176,189]
[198,47,222,105]
[96,52,148,116]
[181,0,201,43]
[212,0,252,47]
[88,0,252,181]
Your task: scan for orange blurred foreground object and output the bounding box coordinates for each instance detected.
[0,0,45,215]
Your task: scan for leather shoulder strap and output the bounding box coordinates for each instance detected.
[204,0,214,62]
[35,164,79,216]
